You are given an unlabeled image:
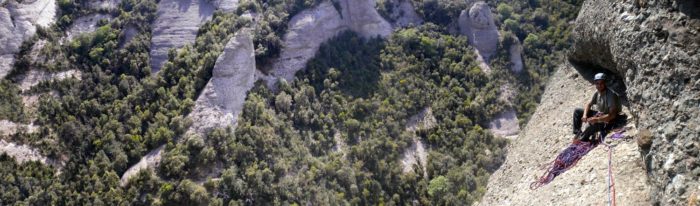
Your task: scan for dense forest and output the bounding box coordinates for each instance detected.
[0,0,581,205]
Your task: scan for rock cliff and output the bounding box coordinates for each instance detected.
[149,0,215,72]
[0,139,48,164]
[458,1,498,75]
[121,29,256,185]
[400,107,436,177]
[339,0,393,38]
[184,29,256,135]
[488,109,520,139]
[266,1,344,84]
[0,120,38,136]
[126,0,399,186]
[0,121,64,170]
[568,0,699,204]
[509,38,524,73]
[209,0,237,12]
[17,69,81,116]
[89,0,121,10]
[481,0,699,204]
[385,0,423,27]
[458,1,524,75]
[266,0,393,85]
[458,2,523,139]
[0,0,56,79]
[65,14,112,41]
[479,63,652,206]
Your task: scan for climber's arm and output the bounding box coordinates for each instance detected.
[589,93,621,124]
[592,107,619,123]
[582,101,592,122]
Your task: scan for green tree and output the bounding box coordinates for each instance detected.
[497,3,514,19]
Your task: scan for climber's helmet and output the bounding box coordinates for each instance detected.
[593,73,606,81]
[593,73,607,91]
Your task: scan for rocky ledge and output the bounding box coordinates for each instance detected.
[479,63,652,205]
[569,0,699,204]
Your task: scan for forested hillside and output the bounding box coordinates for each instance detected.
[0,0,581,205]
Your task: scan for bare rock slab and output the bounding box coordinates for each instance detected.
[386,0,422,28]
[65,14,112,41]
[209,0,237,12]
[122,29,255,186]
[569,0,699,203]
[89,0,121,10]
[186,29,255,134]
[488,108,520,139]
[458,1,499,62]
[267,0,392,86]
[479,63,651,206]
[149,0,215,73]
[0,0,57,79]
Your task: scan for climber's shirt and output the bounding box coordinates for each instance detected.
[590,89,621,115]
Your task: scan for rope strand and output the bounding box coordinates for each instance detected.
[530,141,598,190]
[603,143,617,206]
[530,133,622,206]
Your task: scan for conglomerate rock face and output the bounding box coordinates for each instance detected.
[458,1,499,62]
[146,0,239,74]
[266,0,393,85]
[186,29,256,134]
[126,0,399,186]
[148,0,215,73]
[266,1,345,84]
[569,0,699,204]
[89,0,122,10]
[65,14,113,41]
[479,63,652,206]
[0,122,63,170]
[338,0,393,39]
[488,109,520,139]
[385,0,423,27]
[509,38,524,73]
[0,0,56,79]
[121,29,256,186]
[209,0,237,12]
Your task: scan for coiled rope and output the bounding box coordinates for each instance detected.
[530,129,626,206]
[529,141,598,190]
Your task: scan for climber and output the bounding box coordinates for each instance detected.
[572,73,623,143]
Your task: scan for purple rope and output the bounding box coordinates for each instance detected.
[610,131,625,140]
[530,141,598,189]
